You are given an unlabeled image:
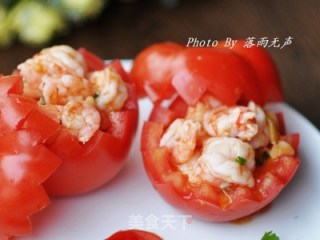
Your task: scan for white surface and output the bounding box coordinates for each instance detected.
[21,61,320,240]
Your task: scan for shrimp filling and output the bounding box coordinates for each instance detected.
[17,45,129,143]
[160,98,295,188]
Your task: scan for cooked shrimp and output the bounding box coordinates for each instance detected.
[248,101,270,148]
[160,119,201,164]
[89,67,128,111]
[39,104,63,123]
[41,74,92,105]
[203,105,258,141]
[17,45,86,99]
[186,102,207,123]
[179,137,256,187]
[186,95,222,122]
[61,100,101,143]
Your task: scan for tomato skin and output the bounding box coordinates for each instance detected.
[0,75,24,95]
[221,40,284,102]
[130,41,283,106]
[130,42,184,101]
[106,230,162,240]
[171,47,264,106]
[44,109,138,196]
[78,47,106,72]
[141,120,300,222]
[0,76,61,239]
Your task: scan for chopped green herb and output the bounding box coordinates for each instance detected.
[235,156,246,166]
[93,92,99,99]
[261,231,280,240]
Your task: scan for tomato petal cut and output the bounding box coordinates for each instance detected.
[149,104,178,127]
[0,75,24,95]
[130,42,183,99]
[44,110,138,196]
[0,131,60,238]
[131,42,276,106]
[21,108,61,144]
[78,47,106,72]
[171,68,208,105]
[0,95,37,129]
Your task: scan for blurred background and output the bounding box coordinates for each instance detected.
[0,0,319,129]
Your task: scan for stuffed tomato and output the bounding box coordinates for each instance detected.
[0,45,139,239]
[14,45,139,197]
[0,45,138,239]
[132,42,300,222]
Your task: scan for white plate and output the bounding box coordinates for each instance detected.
[22,61,320,240]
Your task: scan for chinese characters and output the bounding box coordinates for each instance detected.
[243,36,293,49]
[128,214,192,231]
[186,36,293,49]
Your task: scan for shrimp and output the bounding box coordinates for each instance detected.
[61,100,101,143]
[89,67,128,111]
[186,95,222,122]
[160,119,201,164]
[41,74,93,105]
[17,45,86,99]
[203,104,258,141]
[179,137,256,187]
[186,102,207,123]
[247,101,270,148]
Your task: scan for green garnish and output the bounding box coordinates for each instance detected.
[93,92,99,99]
[261,231,280,240]
[235,156,246,166]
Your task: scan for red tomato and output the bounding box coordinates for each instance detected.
[106,230,162,240]
[171,47,264,105]
[0,76,61,239]
[0,48,139,237]
[130,42,184,101]
[141,119,300,222]
[220,40,284,102]
[43,106,138,196]
[78,47,106,72]
[134,41,297,221]
[130,41,283,106]
[42,54,139,196]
